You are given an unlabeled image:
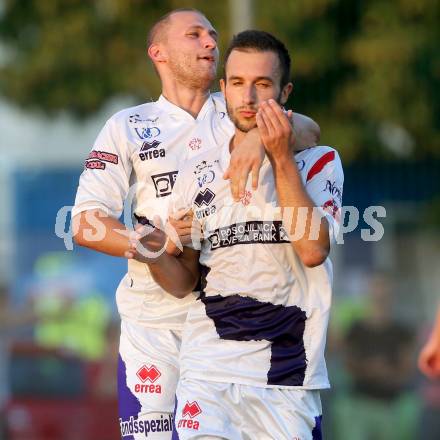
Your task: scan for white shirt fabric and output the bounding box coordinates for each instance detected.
[73,94,233,330]
[169,142,344,389]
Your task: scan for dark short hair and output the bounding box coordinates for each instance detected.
[223,30,291,87]
[147,8,206,47]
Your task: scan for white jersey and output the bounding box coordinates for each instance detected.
[73,94,233,330]
[169,142,344,389]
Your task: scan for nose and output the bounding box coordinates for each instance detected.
[242,85,256,106]
[203,34,217,50]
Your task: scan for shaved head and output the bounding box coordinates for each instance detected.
[147,8,206,47]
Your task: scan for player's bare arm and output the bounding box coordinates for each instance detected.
[125,223,200,298]
[257,99,330,267]
[72,209,131,257]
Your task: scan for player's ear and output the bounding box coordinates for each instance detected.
[280,82,293,105]
[220,78,226,95]
[148,43,167,64]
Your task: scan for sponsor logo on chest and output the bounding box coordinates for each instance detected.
[151,171,178,198]
[129,114,161,140]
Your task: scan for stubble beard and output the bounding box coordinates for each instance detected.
[226,102,257,133]
[168,52,216,91]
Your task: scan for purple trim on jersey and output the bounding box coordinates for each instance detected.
[171,397,180,440]
[312,415,323,439]
[200,292,307,386]
[118,354,141,439]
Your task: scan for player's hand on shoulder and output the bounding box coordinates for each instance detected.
[224,127,265,201]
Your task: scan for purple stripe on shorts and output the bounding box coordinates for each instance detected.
[118,354,141,439]
[312,415,323,440]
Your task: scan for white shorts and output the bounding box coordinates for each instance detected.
[118,320,181,439]
[175,378,322,440]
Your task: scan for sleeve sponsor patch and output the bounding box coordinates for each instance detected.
[84,150,119,170]
[85,159,106,170]
[87,150,119,164]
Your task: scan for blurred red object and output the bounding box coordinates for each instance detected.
[5,342,119,440]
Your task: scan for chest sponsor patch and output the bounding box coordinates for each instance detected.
[207,220,290,250]
[151,171,178,198]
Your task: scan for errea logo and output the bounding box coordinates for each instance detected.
[136,365,161,383]
[194,188,215,207]
[182,401,202,418]
[177,401,202,431]
[134,365,162,394]
[138,140,166,161]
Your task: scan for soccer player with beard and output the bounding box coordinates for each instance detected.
[73,9,319,440]
[131,30,343,439]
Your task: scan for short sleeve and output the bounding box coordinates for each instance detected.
[305,149,344,244]
[72,117,132,219]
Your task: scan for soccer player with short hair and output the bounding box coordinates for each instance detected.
[72,9,320,440]
[132,30,343,439]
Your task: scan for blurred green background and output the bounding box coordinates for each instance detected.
[0,0,439,439]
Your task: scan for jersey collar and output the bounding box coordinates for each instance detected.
[157,94,216,121]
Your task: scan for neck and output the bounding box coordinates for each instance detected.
[161,78,211,118]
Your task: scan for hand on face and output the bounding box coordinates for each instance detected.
[256,99,295,160]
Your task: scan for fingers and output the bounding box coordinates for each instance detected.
[238,166,251,200]
[224,128,265,199]
[251,162,261,191]
[258,102,277,136]
[256,110,269,139]
[124,250,136,259]
[261,100,291,133]
[225,161,251,201]
[171,208,193,221]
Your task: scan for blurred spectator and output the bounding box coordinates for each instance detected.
[332,272,419,440]
[0,284,38,440]
[93,320,119,399]
[34,290,111,360]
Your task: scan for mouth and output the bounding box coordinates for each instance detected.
[197,55,216,63]
[239,110,257,118]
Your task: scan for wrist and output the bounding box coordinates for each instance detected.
[146,250,168,265]
[268,152,296,170]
